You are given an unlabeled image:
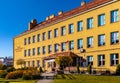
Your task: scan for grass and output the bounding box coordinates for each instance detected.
[53,74,120,83]
[0,78,36,83]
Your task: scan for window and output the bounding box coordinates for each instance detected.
[61,26,66,36]
[98,55,105,66]
[111,10,119,23]
[48,45,52,53]
[111,32,119,44]
[42,60,45,68]
[87,56,93,66]
[37,60,40,67]
[54,44,59,52]
[42,32,46,41]
[54,28,58,38]
[87,17,93,29]
[32,35,36,43]
[110,53,119,66]
[37,34,40,42]
[69,24,74,34]
[69,41,74,50]
[61,42,66,51]
[24,62,26,68]
[87,37,93,48]
[32,61,35,67]
[48,62,51,68]
[98,34,105,46]
[32,48,35,56]
[24,38,27,45]
[48,30,52,39]
[78,21,83,31]
[24,50,27,57]
[28,37,31,44]
[42,46,46,54]
[78,39,83,49]
[37,47,40,55]
[28,61,30,67]
[28,49,31,56]
[98,14,105,26]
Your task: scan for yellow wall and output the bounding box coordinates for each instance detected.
[14,0,120,72]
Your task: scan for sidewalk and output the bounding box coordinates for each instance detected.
[36,72,56,83]
[36,80,52,83]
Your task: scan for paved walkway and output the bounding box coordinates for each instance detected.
[36,80,52,83]
[36,72,56,83]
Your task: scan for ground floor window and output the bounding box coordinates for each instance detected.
[87,56,93,66]
[98,54,105,66]
[28,61,30,67]
[110,53,119,66]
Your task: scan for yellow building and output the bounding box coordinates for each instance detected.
[14,0,120,73]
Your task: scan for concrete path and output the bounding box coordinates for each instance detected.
[36,80,52,83]
[36,72,56,83]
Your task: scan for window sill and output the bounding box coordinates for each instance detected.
[98,45,105,47]
[111,43,119,45]
[110,21,119,24]
[98,24,105,27]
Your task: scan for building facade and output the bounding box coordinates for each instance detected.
[14,0,120,72]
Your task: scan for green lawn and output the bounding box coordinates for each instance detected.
[0,78,36,83]
[53,74,120,83]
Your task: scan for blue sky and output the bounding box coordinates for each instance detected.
[0,0,91,57]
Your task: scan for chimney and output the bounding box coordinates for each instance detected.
[49,14,55,19]
[28,19,37,30]
[81,0,86,6]
[46,16,49,21]
[58,11,63,15]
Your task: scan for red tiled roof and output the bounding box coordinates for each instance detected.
[43,51,79,60]
[22,0,111,34]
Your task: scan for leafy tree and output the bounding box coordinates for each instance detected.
[16,59,25,68]
[55,55,73,71]
[116,64,120,75]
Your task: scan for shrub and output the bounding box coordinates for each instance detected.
[22,68,40,80]
[87,64,92,74]
[76,64,80,74]
[0,64,7,70]
[93,70,96,74]
[116,64,120,75]
[5,70,23,79]
[32,74,41,80]
[106,70,110,75]
[6,67,15,72]
[22,74,32,80]
[0,70,8,78]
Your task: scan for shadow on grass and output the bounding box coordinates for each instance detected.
[66,74,76,79]
[54,74,76,80]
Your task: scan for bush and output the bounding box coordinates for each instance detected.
[6,67,15,72]
[87,64,92,74]
[32,74,41,80]
[22,68,40,80]
[93,70,96,74]
[106,70,110,75]
[22,75,32,80]
[116,64,120,75]
[0,64,7,70]
[0,70,8,78]
[5,70,23,79]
